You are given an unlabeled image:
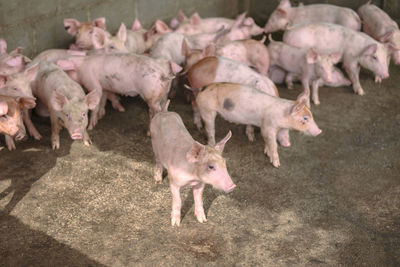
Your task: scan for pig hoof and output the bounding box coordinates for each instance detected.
[313,100,320,105]
[280,140,291,147]
[247,136,255,142]
[146,130,151,137]
[287,84,294,90]
[83,140,91,147]
[7,144,16,151]
[117,107,125,112]
[195,212,207,223]
[52,143,60,150]
[171,215,181,227]
[272,160,280,168]
[357,90,365,96]
[375,76,382,83]
[154,179,162,184]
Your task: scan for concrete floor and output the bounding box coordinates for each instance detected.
[0,65,399,265]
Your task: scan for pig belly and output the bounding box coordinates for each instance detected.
[218,107,261,127]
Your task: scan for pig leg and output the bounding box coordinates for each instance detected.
[193,183,207,223]
[97,93,108,120]
[300,77,311,108]
[50,112,62,150]
[277,128,290,147]
[261,126,280,168]
[83,130,92,147]
[285,73,295,90]
[147,100,162,136]
[245,125,255,142]
[154,157,163,184]
[343,61,364,95]
[170,182,182,227]
[201,110,217,146]
[5,135,16,151]
[192,100,202,130]
[23,109,42,140]
[311,79,322,105]
[107,92,125,112]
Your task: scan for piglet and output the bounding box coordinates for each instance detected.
[64,17,107,50]
[33,62,100,149]
[191,82,321,167]
[268,35,341,106]
[0,39,31,76]
[264,0,361,33]
[150,100,235,226]
[0,95,35,148]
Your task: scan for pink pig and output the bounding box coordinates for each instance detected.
[64,17,107,50]
[264,0,361,33]
[0,39,31,76]
[150,101,235,226]
[283,22,390,96]
[57,54,182,131]
[191,82,322,168]
[358,2,400,81]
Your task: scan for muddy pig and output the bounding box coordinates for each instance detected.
[283,22,390,96]
[150,101,235,226]
[0,95,35,149]
[268,35,341,106]
[191,82,322,168]
[264,0,361,33]
[57,54,182,131]
[33,62,100,149]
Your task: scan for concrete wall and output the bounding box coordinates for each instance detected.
[0,0,239,58]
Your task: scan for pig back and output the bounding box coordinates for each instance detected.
[151,112,195,168]
[358,3,398,39]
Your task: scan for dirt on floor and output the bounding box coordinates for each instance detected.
[0,65,399,266]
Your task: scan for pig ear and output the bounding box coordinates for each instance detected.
[170,17,180,29]
[50,90,68,111]
[186,141,206,163]
[243,17,255,27]
[291,100,306,115]
[155,20,171,34]
[117,23,127,42]
[279,0,291,9]
[385,42,400,52]
[203,43,216,57]
[306,48,319,64]
[24,63,39,82]
[132,18,142,31]
[190,12,201,25]
[6,56,24,67]
[276,8,287,17]
[10,46,24,55]
[85,90,100,110]
[181,39,190,56]
[0,100,8,116]
[17,96,36,110]
[362,44,377,56]
[0,39,7,54]
[91,28,106,49]
[169,61,183,75]
[178,10,188,22]
[92,17,106,30]
[379,31,394,42]
[330,52,342,64]
[57,59,75,71]
[215,131,232,153]
[64,18,81,36]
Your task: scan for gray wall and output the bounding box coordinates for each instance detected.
[0,0,239,58]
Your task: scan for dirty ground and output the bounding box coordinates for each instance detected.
[0,65,399,266]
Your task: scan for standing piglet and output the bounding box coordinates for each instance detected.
[64,17,107,50]
[192,82,321,167]
[150,101,235,226]
[57,54,182,130]
[0,64,40,150]
[358,2,400,80]
[33,62,100,149]
[268,35,341,105]
[283,23,390,96]
[264,0,361,33]
[0,95,35,148]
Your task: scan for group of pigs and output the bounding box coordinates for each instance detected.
[0,0,398,226]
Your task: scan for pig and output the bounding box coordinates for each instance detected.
[0,95,35,149]
[174,11,263,37]
[191,82,321,167]
[56,54,182,130]
[182,36,269,75]
[0,64,40,150]
[283,22,390,96]
[150,100,235,226]
[33,62,100,149]
[358,1,400,81]
[0,39,31,76]
[90,23,128,53]
[64,17,107,50]
[187,56,280,139]
[264,0,361,33]
[268,35,341,106]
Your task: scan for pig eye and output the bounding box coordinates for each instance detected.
[65,113,70,119]
[13,87,18,91]
[372,55,378,60]
[110,45,115,49]
[89,30,93,34]
[82,112,86,117]
[208,165,215,171]
[302,116,309,124]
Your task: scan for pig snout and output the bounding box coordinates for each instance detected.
[14,129,26,141]
[308,123,322,137]
[224,183,236,193]
[218,176,236,193]
[70,129,83,140]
